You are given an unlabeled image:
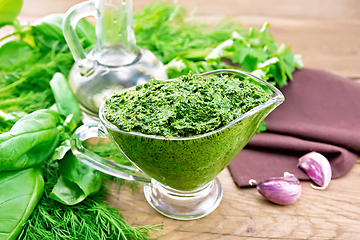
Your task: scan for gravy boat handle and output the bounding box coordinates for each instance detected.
[71,122,151,183]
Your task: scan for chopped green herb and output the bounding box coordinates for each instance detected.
[104,72,271,138]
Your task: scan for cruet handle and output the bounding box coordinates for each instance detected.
[63,1,95,69]
[71,122,151,183]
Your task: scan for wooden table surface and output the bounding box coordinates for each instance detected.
[14,0,360,239]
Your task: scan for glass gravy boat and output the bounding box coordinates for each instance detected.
[71,69,284,220]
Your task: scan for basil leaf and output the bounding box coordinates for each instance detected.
[49,176,87,206]
[0,41,34,71]
[0,109,62,171]
[0,0,23,24]
[0,168,44,240]
[50,73,82,125]
[50,152,103,205]
[49,139,71,163]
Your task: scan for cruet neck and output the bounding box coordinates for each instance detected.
[93,0,138,66]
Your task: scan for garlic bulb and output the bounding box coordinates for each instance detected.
[257,172,301,205]
[298,151,332,190]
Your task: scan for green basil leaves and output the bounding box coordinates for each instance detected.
[0,109,62,171]
[0,168,44,240]
[50,73,82,125]
[50,152,104,205]
[0,0,23,25]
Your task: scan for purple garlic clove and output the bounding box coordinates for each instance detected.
[257,172,301,205]
[298,152,332,190]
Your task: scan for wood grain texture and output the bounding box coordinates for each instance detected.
[6,0,360,239]
[19,0,360,21]
[107,163,360,240]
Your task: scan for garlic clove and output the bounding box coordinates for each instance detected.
[257,172,301,205]
[298,151,332,190]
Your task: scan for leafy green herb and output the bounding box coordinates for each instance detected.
[48,70,103,205]
[0,42,73,113]
[0,0,23,25]
[0,168,44,240]
[0,109,63,171]
[0,14,94,118]
[49,72,82,125]
[133,2,302,87]
[104,72,272,137]
[0,41,33,69]
[257,121,267,133]
[18,162,163,240]
[49,139,71,162]
[133,2,240,64]
[50,152,104,205]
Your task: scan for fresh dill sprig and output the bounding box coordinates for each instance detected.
[18,161,163,240]
[133,2,242,64]
[133,2,302,86]
[0,42,73,114]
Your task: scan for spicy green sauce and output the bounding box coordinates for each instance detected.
[104,73,271,138]
[103,73,274,191]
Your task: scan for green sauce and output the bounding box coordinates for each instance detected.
[103,73,274,191]
[104,73,271,138]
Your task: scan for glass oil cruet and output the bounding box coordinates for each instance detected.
[63,0,167,117]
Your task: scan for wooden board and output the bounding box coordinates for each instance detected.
[19,0,360,21]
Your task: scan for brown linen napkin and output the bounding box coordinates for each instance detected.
[228,68,359,187]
